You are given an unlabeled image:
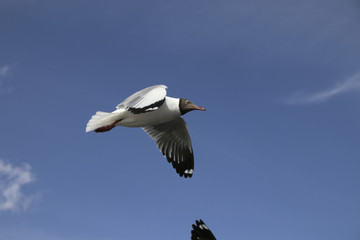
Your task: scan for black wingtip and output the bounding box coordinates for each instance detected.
[191,219,217,240]
[162,151,194,178]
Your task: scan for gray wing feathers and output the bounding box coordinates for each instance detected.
[116,85,167,110]
[142,117,194,178]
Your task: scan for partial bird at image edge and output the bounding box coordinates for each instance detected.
[191,219,217,240]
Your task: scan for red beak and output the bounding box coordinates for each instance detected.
[193,105,206,111]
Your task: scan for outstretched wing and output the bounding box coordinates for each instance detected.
[116,85,167,114]
[142,117,194,178]
[191,219,217,240]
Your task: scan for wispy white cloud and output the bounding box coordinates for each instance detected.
[0,159,37,212]
[0,64,13,93]
[0,65,10,77]
[286,72,360,104]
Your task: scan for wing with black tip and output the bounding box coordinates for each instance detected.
[142,117,194,178]
[191,219,216,240]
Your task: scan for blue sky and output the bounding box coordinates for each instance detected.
[1,0,360,239]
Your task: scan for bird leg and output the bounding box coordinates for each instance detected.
[94,119,122,133]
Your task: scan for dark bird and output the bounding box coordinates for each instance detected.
[191,219,217,240]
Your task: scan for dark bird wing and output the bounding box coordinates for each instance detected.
[191,219,217,240]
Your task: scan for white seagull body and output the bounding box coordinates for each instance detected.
[85,85,205,178]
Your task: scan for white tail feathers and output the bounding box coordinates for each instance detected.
[85,111,120,132]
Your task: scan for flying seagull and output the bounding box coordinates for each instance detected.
[85,85,205,178]
[191,219,217,240]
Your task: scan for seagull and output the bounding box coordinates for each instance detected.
[85,85,205,178]
[191,219,217,240]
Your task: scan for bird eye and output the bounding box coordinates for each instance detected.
[185,100,190,104]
